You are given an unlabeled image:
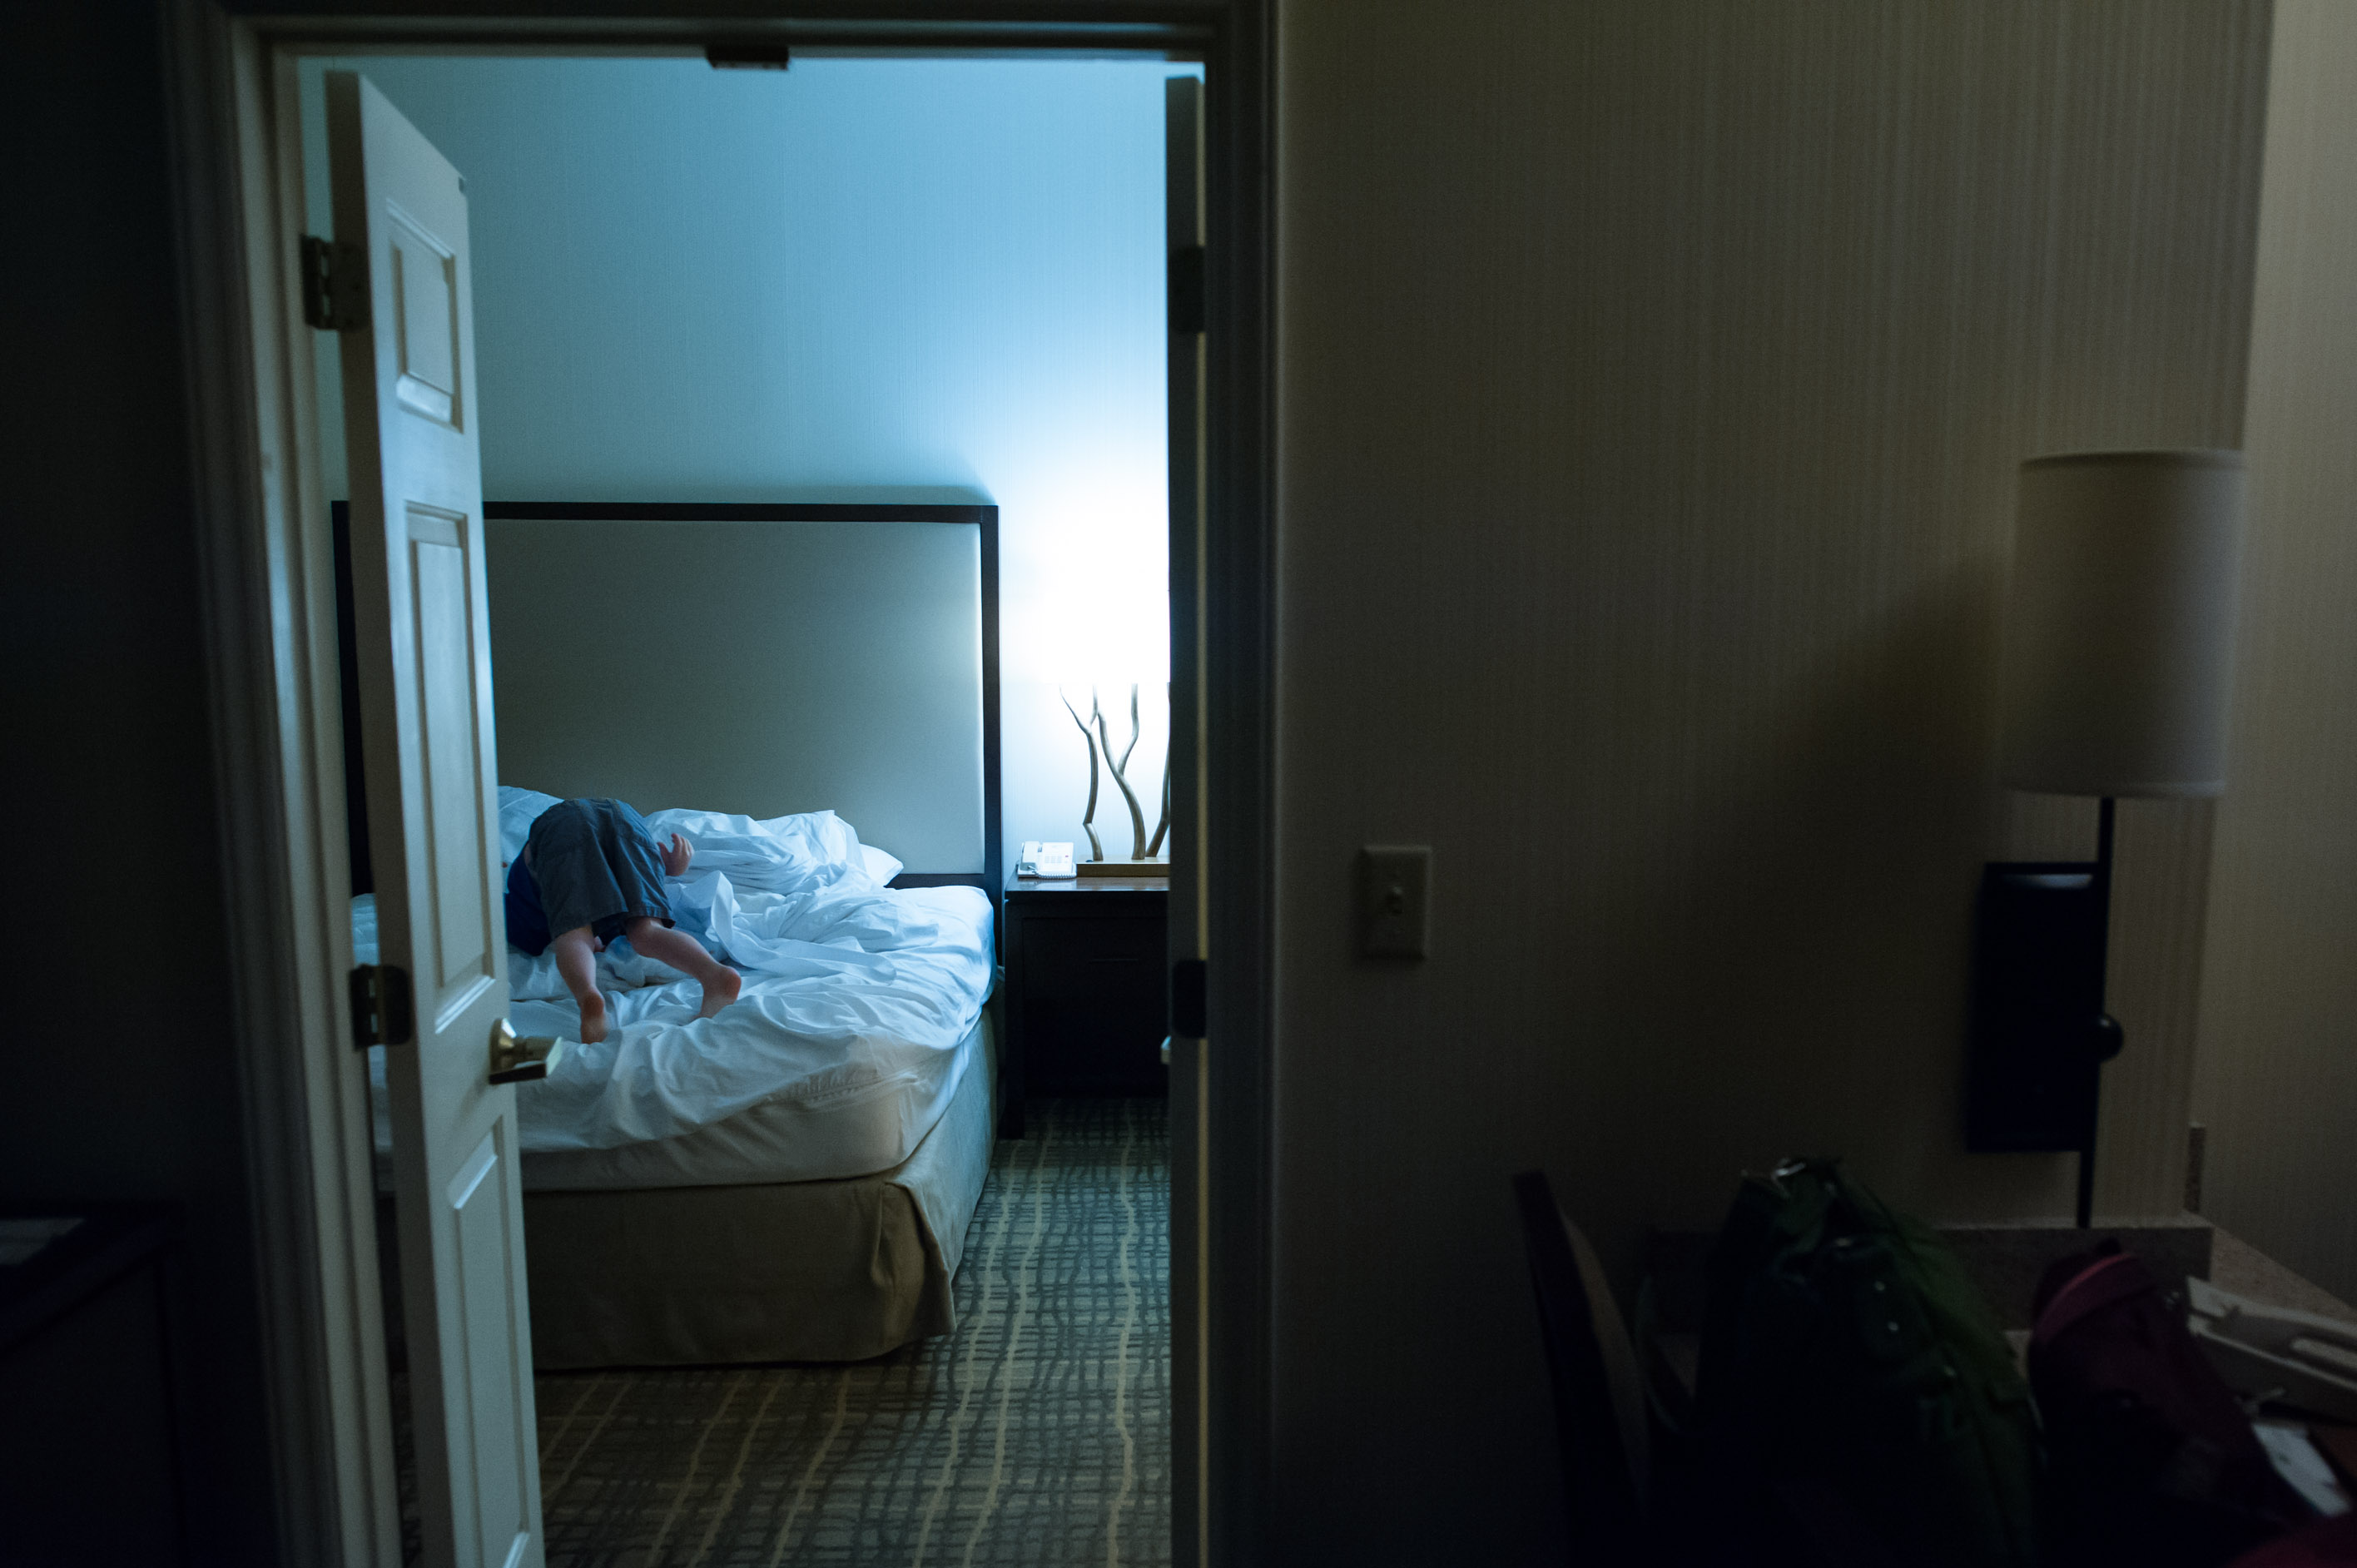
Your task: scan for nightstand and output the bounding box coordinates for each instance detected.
[1000,872,1169,1137]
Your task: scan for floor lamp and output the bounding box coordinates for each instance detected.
[1970,450,2246,1228]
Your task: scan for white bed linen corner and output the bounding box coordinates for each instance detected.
[362,786,992,1185]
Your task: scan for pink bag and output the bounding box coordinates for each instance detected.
[2230,1515,2357,1568]
[2030,1244,2312,1567]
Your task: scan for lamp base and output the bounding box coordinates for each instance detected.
[1077,859,1169,877]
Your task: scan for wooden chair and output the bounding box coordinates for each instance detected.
[1514,1169,1655,1562]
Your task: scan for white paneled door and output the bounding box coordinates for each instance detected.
[328,71,544,1568]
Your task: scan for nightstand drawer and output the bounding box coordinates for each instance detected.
[1021,917,1166,1003]
[998,876,1170,1132]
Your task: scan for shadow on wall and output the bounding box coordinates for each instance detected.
[1571,555,2075,1285]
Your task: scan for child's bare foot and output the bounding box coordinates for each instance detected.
[618,916,738,1022]
[578,990,609,1045]
[697,967,742,1020]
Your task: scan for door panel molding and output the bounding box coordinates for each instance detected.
[330,65,543,1568]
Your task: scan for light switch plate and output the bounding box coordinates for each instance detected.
[1359,845,1432,959]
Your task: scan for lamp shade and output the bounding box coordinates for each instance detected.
[1997,450,2246,798]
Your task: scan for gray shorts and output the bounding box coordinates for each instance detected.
[525,797,673,944]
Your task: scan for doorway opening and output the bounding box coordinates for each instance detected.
[176,5,1270,1560]
[300,46,1197,1568]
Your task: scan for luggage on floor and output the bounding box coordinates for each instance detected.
[2228,1514,2357,1568]
[1688,1156,2042,1568]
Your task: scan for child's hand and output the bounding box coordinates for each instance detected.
[659,832,694,877]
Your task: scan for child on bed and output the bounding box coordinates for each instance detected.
[503,796,742,1045]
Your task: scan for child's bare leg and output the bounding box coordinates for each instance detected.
[624,917,742,1020]
[550,925,610,1043]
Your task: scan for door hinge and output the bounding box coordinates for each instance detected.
[350,964,413,1048]
[1171,957,1206,1039]
[1169,244,1205,335]
[300,236,367,332]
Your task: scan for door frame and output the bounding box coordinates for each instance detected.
[161,3,1276,1566]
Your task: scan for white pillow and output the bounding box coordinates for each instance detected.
[498,786,562,864]
[858,841,906,887]
[500,787,907,889]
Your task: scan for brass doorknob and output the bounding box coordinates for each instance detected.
[488,1018,565,1085]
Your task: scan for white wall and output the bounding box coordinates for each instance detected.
[2194,0,2357,1307]
[1272,2,2267,1560]
[303,56,1179,873]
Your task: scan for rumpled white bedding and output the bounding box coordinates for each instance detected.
[361,786,993,1154]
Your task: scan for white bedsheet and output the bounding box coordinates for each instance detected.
[516,1010,986,1192]
[360,787,993,1158]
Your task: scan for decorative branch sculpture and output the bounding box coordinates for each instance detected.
[1063,682,1171,863]
[1149,747,1170,858]
[1094,683,1150,860]
[1059,686,1104,862]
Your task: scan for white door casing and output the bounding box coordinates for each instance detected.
[1164,71,1210,1568]
[328,70,543,1568]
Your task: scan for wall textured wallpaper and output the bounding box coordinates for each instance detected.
[2196,0,2357,1309]
[1273,1,2269,1561]
[298,56,1181,876]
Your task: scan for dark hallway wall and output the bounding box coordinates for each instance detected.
[0,2,281,1561]
[1272,2,2267,1560]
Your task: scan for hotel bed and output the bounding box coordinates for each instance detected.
[359,808,998,1364]
[348,501,1003,1366]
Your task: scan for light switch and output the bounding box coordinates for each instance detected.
[1359,845,1431,959]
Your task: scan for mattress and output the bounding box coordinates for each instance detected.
[365,956,991,1193]
[519,1009,986,1191]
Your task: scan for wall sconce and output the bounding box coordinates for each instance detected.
[1970,450,2245,1227]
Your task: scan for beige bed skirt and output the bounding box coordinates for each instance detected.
[523,1021,998,1367]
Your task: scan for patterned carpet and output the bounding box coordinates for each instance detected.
[526,1098,1170,1568]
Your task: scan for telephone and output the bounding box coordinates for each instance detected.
[1015,841,1075,879]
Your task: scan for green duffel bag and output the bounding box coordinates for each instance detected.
[1686,1157,2042,1568]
